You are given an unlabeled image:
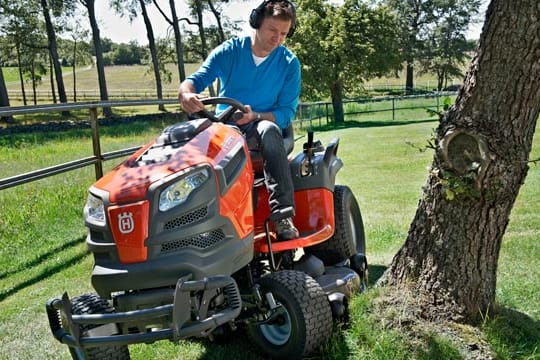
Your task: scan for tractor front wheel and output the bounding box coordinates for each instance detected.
[247,270,333,359]
[64,293,130,360]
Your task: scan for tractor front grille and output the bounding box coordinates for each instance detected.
[160,229,225,253]
[163,206,208,231]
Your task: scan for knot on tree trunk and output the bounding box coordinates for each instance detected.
[435,129,491,200]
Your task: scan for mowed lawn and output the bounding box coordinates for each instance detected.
[0,112,539,359]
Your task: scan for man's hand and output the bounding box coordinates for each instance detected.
[235,105,257,125]
[179,92,207,113]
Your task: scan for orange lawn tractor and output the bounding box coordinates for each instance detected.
[46,97,368,360]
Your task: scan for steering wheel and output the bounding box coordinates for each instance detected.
[197,97,247,123]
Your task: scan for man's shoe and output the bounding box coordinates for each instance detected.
[274,217,299,240]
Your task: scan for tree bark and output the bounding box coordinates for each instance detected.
[331,81,344,124]
[0,65,15,123]
[83,0,112,117]
[382,0,540,322]
[139,0,165,111]
[405,62,414,94]
[153,0,187,83]
[41,0,68,109]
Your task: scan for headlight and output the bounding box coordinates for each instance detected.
[84,194,106,226]
[159,168,210,212]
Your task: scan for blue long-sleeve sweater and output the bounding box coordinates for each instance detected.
[186,36,301,129]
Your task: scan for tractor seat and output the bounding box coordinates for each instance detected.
[250,123,295,175]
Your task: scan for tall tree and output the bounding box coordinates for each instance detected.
[110,0,166,111]
[39,0,68,108]
[384,0,481,94]
[206,0,226,43]
[65,21,90,102]
[0,4,14,122]
[418,0,481,91]
[381,0,540,322]
[153,0,187,82]
[0,64,14,123]
[80,0,112,117]
[183,0,215,96]
[289,0,402,123]
[2,1,44,106]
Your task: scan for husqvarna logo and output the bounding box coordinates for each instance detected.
[118,212,134,234]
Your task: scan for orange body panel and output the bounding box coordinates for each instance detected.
[218,153,255,240]
[108,200,149,263]
[93,123,253,264]
[253,187,335,253]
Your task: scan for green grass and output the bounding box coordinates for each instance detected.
[1,110,539,359]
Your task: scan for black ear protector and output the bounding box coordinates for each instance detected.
[249,0,297,38]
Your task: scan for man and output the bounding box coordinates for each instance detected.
[178,0,300,240]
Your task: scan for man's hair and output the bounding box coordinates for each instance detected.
[249,0,297,37]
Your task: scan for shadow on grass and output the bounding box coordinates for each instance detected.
[0,236,88,302]
[0,112,183,148]
[308,118,437,132]
[0,237,83,280]
[190,336,261,360]
[368,264,388,285]
[485,306,540,359]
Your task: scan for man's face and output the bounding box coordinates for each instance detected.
[256,17,292,53]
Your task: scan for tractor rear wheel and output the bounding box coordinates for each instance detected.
[306,185,366,265]
[65,293,130,360]
[247,270,333,359]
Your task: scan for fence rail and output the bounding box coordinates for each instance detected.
[0,99,177,190]
[0,93,454,191]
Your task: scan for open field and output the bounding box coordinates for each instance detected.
[0,111,538,359]
[3,63,460,107]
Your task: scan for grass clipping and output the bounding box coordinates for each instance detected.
[365,285,495,360]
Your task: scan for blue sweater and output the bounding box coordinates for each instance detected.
[186,36,301,129]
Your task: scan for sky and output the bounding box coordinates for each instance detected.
[94,0,260,45]
[93,0,489,45]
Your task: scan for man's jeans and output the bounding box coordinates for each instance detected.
[240,120,295,215]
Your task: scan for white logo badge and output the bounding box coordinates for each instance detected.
[118,212,134,234]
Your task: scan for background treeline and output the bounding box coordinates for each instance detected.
[1,0,482,122]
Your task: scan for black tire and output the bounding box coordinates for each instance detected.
[64,293,130,360]
[247,270,333,359]
[306,185,366,265]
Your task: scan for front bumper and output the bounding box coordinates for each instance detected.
[46,275,241,350]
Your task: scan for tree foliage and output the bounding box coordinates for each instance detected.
[288,0,402,122]
[384,0,481,93]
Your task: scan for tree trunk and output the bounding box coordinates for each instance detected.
[0,65,15,123]
[41,0,68,111]
[49,55,57,103]
[140,0,165,111]
[405,62,414,94]
[331,81,344,124]
[153,0,187,83]
[207,0,225,43]
[194,0,215,96]
[85,0,112,117]
[16,45,27,106]
[72,40,77,102]
[382,0,540,323]
[169,0,186,82]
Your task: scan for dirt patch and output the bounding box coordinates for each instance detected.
[373,286,495,360]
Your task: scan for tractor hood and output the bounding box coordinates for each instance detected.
[93,119,245,204]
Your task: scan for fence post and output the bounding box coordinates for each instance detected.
[392,98,395,120]
[89,107,103,180]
